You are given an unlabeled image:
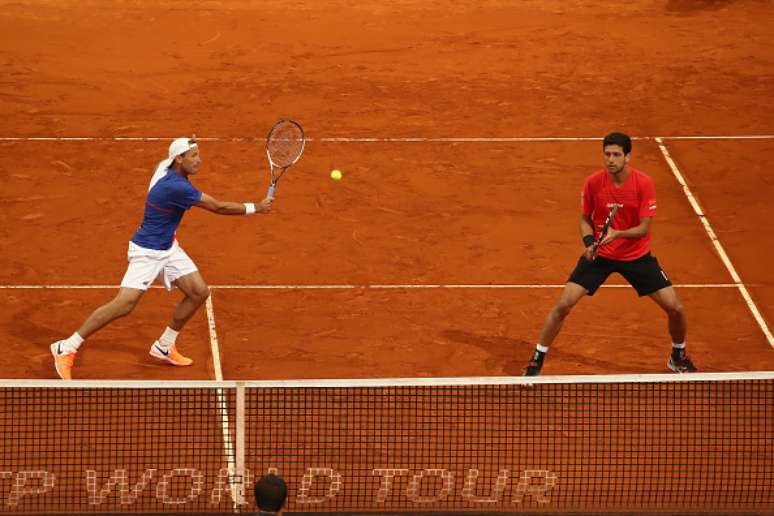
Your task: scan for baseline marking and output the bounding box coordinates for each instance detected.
[656,137,773,348]
[0,135,772,142]
[0,283,742,289]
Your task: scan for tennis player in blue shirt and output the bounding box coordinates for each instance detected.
[51,137,273,380]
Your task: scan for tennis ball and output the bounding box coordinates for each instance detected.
[330,169,343,181]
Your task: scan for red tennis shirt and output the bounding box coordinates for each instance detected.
[580,167,657,261]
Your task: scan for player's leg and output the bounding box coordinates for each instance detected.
[50,287,145,380]
[77,288,145,338]
[148,271,208,367]
[649,286,695,372]
[649,286,686,343]
[523,282,588,376]
[168,271,210,331]
[620,254,696,373]
[539,282,589,348]
[523,257,613,376]
[149,244,208,367]
[51,242,163,380]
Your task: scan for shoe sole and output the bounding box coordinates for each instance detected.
[50,343,70,380]
[667,358,696,374]
[522,367,541,377]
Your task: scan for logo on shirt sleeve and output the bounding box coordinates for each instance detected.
[647,198,657,210]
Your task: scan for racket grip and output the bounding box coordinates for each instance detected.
[266,184,275,198]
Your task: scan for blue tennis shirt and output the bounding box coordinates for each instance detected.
[131,169,203,250]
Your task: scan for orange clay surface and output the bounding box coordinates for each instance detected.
[0,0,773,380]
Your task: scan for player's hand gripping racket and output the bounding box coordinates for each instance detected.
[591,204,619,258]
[265,119,305,198]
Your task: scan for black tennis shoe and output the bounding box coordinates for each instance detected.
[667,354,697,373]
[523,359,542,377]
[523,350,545,377]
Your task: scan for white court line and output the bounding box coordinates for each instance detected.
[656,137,774,348]
[0,283,742,289]
[206,296,225,381]
[0,135,773,142]
[320,137,606,142]
[318,135,774,142]
[661,135,774,140]
[209,283,742,289]
[0,137,230,142]
[206,296,242,510]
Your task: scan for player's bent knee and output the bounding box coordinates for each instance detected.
[113,298,138,318]
[553,302,573,319]
[667,301,684,318]
[192,285,210,304]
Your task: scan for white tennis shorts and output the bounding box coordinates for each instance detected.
[120,240,198,291]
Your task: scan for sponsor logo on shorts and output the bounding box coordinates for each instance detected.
[661,270,669,281]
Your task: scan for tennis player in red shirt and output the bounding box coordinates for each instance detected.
[524,132,696,376]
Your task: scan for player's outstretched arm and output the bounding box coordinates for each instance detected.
[196,193,273,215]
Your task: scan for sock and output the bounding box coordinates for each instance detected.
[60,332,84,354]
[671,342,686,358]
[158,327,179,350]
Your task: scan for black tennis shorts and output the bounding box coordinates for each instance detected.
[568,252,672,296]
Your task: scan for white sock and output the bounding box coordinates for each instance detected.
[158,327,179,349]
[536,344,549,353]
[62,332,84,354]
[672,342,686,350]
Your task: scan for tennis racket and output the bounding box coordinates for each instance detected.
[591,204,619,256]
[265,119,305,198]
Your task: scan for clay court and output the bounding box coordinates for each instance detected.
[0,1,773,514]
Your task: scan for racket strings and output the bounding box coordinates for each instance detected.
[267,122,304,169]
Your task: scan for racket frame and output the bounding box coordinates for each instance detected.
[591,204,620,256]
[265,119,305,197]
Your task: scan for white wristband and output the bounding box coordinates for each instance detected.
[244,203,256,215]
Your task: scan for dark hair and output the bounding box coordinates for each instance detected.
[254,474,287,512]
[602,132,632,155]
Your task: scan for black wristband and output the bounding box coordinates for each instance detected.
[583,235,595,248]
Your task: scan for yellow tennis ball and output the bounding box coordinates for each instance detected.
[330,169,343,181]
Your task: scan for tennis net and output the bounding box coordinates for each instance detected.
[0,373,772,514]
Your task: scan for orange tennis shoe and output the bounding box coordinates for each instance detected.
[149,341,193,366]
[50,341,75,380]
